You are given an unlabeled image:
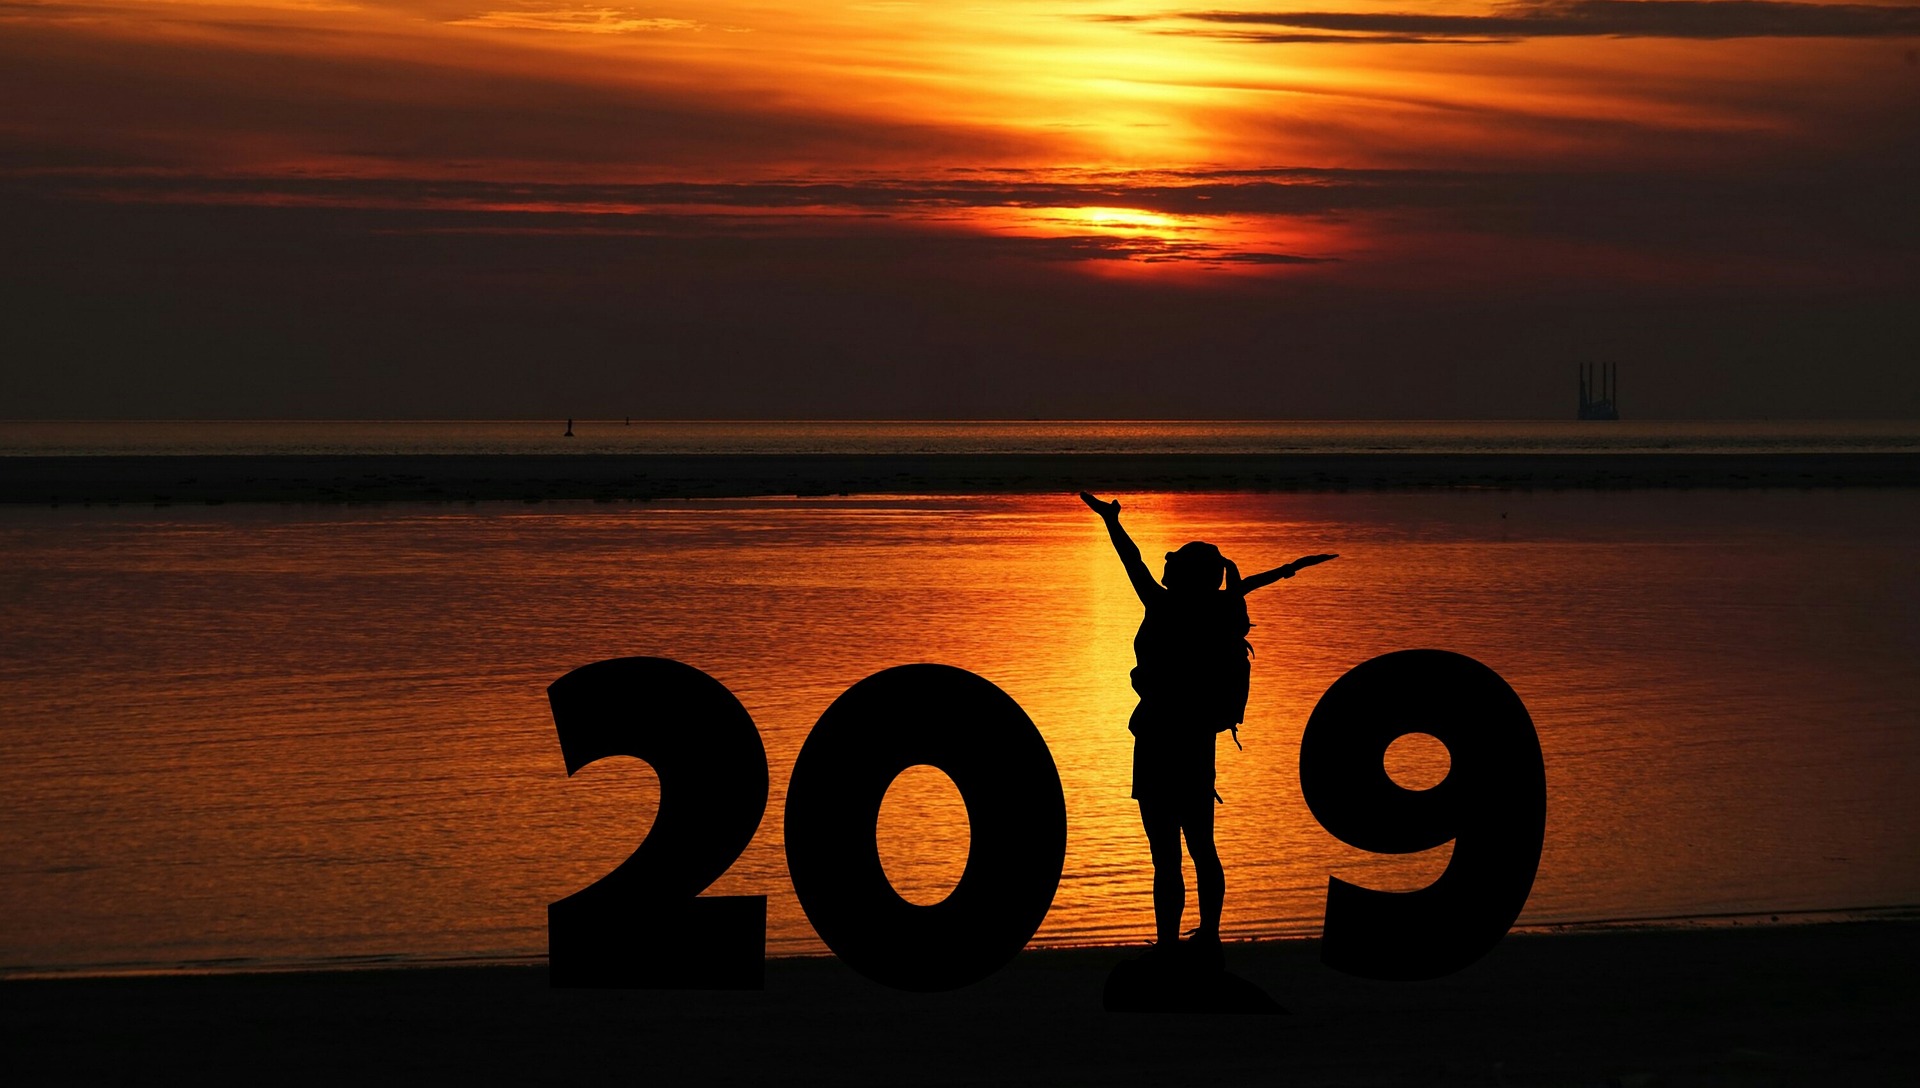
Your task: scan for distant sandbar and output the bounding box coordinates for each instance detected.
[4,452,1919,504]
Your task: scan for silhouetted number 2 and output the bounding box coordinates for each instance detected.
[547,657,769,988]
[784,665,1068,992]
[1299,649,1546,981]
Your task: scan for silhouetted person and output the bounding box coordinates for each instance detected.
[1080,492,1335,969]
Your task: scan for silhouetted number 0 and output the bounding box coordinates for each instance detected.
[547,649,1543,990]
[785,665,1067,992]
[1300,650,1546,981]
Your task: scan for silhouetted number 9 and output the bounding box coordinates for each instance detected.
[784,664,1068,992]
[547,657,769,988]
[1299,649,1546,981]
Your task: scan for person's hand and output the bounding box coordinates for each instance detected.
[1288,554,1338,576]
[1079,492,1120,519]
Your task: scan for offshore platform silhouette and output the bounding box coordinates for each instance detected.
[1578,362,1619,420]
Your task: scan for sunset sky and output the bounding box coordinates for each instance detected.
[4,1,1916,418]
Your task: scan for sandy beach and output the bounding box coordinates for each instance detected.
[5,452,1920,504]
[6,921,1915,1085]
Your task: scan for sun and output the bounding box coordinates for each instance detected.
[1049,206,1189,236]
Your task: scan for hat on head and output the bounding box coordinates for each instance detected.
[1163,541,1225,589]
[1165,541,1223,565]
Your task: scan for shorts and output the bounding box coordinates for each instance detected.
[1128,701,1216,804]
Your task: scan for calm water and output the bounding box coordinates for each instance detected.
[4,418,1919,457]
[3,490,1918,976]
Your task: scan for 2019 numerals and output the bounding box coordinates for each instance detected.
[548,650,1544,990]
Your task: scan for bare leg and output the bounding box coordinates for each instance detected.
[1183,796,1223,939]
[1138,800,1185,946]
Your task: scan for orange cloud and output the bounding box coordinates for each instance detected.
[2,0,1914,280]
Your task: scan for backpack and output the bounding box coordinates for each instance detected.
[1129,591,1254,739]
[1220,597,1252,747]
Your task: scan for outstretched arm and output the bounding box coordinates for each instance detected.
[1235,553,1339,595]
[1080,492,1161,605]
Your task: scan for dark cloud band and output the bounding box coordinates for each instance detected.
[1122,1,1920,44]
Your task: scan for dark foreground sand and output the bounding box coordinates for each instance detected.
[5,452,1920,504]
[6,922,1915,1085]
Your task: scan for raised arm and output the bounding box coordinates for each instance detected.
[1235,553,1339,595]
[1080,492,1161,605]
